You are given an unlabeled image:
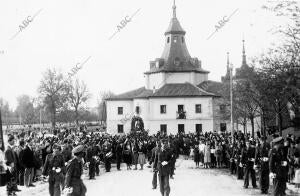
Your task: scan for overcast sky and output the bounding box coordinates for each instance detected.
[0,0,292,109]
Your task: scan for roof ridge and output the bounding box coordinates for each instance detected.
[191,83,216,96]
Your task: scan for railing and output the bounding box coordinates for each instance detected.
[176,111,186,119]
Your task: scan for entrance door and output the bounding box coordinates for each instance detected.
[160,124,167,135]
[196,124,202,134]
[220,123,227,132]
[178,124,185,134]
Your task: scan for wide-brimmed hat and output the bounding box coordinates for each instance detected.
[72,145,84,154]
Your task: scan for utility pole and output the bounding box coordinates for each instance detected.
[230,63,234,136]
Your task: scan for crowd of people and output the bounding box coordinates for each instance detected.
[0,127,300,196]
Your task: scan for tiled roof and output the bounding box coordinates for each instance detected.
[107,87,152,100]
[107,83,217,101]
[151,83,217,97]
[197,80,228,97]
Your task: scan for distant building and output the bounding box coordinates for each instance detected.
[106,2,231,135]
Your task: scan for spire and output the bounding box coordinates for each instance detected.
[165,0,185,35]
[173,0,177,18]
[227,52,230,70]
[242,39,247,67]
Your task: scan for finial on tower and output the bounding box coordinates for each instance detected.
[173,0,177,18]
[242,39,245,55]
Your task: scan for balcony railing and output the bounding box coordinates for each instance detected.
[176,111,186,119]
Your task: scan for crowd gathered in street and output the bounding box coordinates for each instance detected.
[0,127,300,196]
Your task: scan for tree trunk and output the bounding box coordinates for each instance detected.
[75,108,79,127]
[277,101,283,136]
[250,116,255,138]
[51,110,56,128]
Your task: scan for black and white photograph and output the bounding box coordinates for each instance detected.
[0,0,300,195]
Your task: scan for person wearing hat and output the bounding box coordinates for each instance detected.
[241,140,257,189]
[64,145,87,196]
[150,140,161,189]
[21,138,35,188]
[153,139,172,196]
[5,135,19,196]
[269,136,289,196]
[42,143,65,196]
[255,136,271,194]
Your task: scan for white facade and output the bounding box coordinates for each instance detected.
[145,72,208,90]
[107,97,215,135]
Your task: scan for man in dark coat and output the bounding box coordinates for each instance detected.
[269,137,289,196]
[103,141,112,172]
[21,138,35,187]
[115,140,123,171]
[154,139,172,196]
[16,139,25,186]
[150,141,161,189]
[65,145,87,196]
[61,140,72,163]
[86,144,96,179]
[255,136,271,194]
[242,140,257,189]
[5,135,19,196]
[42,144,65,196]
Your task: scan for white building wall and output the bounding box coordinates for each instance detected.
[145,119,214,135]
[148,97,213,120]
[106,100,134,134]
[146,97,214,134]
[195,73,208,85]
[106,97,215,135]
[148,72,165,90]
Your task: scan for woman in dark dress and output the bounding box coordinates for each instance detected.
[193,145,200,168]
[122,139,132,170]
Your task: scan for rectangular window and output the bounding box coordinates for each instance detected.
[178,124,185,134]
[195,104,202,113]
[220,123,227,132]
[178,105,184,112]
[118,107,123,115]
[196,124,202,133]
[160,124,167,135]
[117,124,124,133]
[160,105,166,114]
[136,106,140,114]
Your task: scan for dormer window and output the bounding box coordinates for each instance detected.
[174,57,180,66]
[174,36,178,43]
[156,61,159,68]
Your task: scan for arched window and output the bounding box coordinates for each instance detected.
[182,37,184,43]
[167,37,170,43]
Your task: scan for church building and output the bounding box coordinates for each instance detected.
[106,1,231,135]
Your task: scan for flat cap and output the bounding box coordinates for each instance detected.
[272,137,283,144]
[72,145,84,154]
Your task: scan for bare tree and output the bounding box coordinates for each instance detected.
[15,95,36,125]
[68,79,90,126]
[38,68,69,128]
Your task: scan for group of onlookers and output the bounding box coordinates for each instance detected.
[1,128,300,196]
